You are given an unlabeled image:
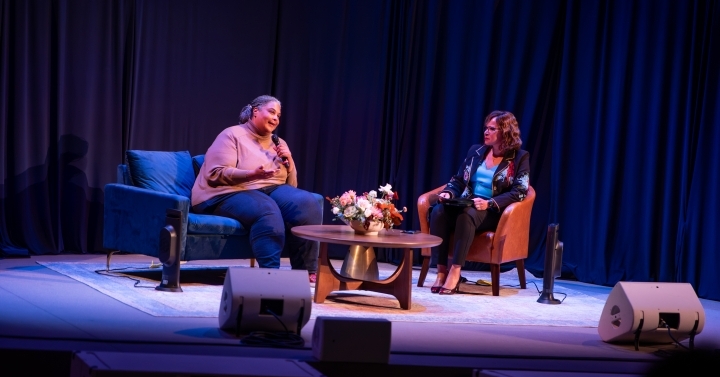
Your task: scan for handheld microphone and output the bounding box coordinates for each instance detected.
[271,134,290,168]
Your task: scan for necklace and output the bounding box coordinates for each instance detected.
[486,152,502,168]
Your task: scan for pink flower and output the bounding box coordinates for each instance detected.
[339,190,356,206]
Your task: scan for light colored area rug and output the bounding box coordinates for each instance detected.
[37,261,605,327]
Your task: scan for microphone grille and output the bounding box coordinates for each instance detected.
[271,134,279,145]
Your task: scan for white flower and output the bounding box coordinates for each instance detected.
[378,183,394,198]
[356,197,371,210]
[379,183,392,193]
[332,207,340,215]
[368,190,377,198]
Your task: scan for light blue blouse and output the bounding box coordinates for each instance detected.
[472,161,494,199]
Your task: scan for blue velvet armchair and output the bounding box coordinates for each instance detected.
[103,150,323,269]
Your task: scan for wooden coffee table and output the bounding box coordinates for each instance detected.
[291,225,442,310]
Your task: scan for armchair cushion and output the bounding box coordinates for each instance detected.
[126,150,195,198]
[187,213,247,236]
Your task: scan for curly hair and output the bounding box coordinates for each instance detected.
[484,110,522,151]
[238,95,281,124]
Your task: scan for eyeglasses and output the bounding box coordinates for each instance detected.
[484,126,498,133]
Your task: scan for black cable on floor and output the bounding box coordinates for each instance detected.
[240,309,305,349]
[94,266,157,289]
[659,319,690,350]
[240,331,305,349]
[509,281,568,303]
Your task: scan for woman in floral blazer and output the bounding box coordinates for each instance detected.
[430,110,530,295]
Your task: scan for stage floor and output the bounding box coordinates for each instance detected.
[1,253,718,376]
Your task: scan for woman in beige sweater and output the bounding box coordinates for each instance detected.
[191,95,321,282]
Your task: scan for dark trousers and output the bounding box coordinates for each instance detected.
[429,203,500,267]
[193,184,321,272]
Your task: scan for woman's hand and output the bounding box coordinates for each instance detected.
[472,198,490,211]
[274,141,293,168]
[250,166,279,180]
[434,192,451,204]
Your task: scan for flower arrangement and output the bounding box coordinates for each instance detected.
[326,183,407,230]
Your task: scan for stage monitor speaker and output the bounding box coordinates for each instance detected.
[218,267,312,336]
[312,317,391,363]
[598,282,705,350]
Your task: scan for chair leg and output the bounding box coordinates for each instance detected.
[106,250,117,272]
[250,258,256,268]
[491,264,500,296]
[516,259,526,289]
[417,256,430,287]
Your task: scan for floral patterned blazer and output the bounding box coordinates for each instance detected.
[441,144,530,213]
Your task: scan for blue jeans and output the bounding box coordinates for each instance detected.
[193,184,321,272]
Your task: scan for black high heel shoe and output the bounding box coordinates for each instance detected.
[430,274,447,294]
[438,280,461,295]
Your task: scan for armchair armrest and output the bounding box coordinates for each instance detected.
[103,183,190,259]
[417,186,445,257]
[491,186,535,263]
[417,186,446,234]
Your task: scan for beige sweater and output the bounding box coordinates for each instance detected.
[191,124,297,206]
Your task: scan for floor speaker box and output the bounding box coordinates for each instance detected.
[598,282,705,345]
[218,267,312,335]
[312,316,391,363]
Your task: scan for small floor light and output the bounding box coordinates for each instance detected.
[537,223,563,304]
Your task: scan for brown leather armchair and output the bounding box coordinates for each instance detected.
[416,185,536,296]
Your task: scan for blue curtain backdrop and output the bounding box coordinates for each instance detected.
[1,0,718,301]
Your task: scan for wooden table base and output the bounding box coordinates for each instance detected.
[314,242,413,310]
